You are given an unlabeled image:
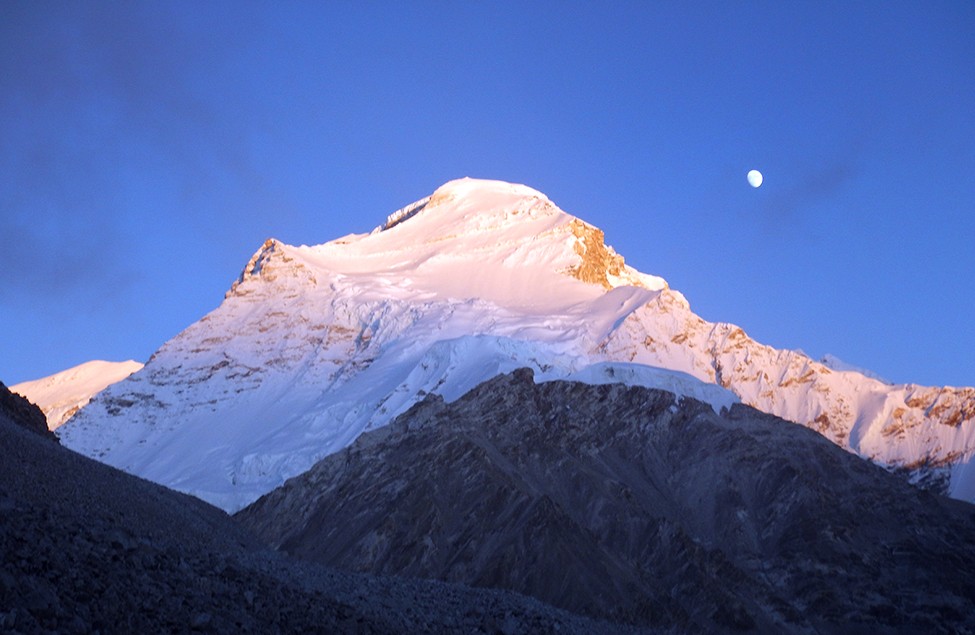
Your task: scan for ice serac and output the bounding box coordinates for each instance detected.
[56,178,975,511]
[12,360,144,429]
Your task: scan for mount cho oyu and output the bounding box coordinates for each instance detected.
[56,178,975,511]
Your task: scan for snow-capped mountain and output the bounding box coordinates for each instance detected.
[57,178,975,511]
[12,360,144,429]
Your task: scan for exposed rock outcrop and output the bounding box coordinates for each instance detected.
[565,219,626,288]
[0,381,56,442]
[238,370,975,634]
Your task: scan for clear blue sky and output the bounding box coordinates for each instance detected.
[2,1,973,387]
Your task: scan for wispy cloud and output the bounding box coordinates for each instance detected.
[763,158,859,220]
[753,125,873,238]
[0,3,268,304]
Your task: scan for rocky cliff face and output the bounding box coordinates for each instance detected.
[0,381,57,442]
[238,370,975,634]
[565,219,629,289]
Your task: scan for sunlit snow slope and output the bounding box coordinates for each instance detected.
[57,178,975,511]
[12,360,144,429]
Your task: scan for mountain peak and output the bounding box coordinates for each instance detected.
[374,178,551,233]
[428,177,551,205]
[228,178,667,309]
[227,238,291,298]
[369,177,562,244]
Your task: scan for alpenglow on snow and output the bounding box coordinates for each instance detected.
[56,178,975,511]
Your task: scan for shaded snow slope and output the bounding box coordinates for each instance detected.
[12,360,143,429]
[57,178,975,511]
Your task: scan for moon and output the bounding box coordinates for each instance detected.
[747,169,763,188]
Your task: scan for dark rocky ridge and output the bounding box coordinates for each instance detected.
[0,381,56,442]
[0,382,644,634]
[238,368,975,634]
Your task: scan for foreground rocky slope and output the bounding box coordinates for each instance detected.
[238,370,975,634]
[56,179,975,510]
[0,383,644,634]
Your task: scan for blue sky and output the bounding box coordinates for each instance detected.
[2,1,972,387]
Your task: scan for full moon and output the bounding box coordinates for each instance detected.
[747,169,763,188]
